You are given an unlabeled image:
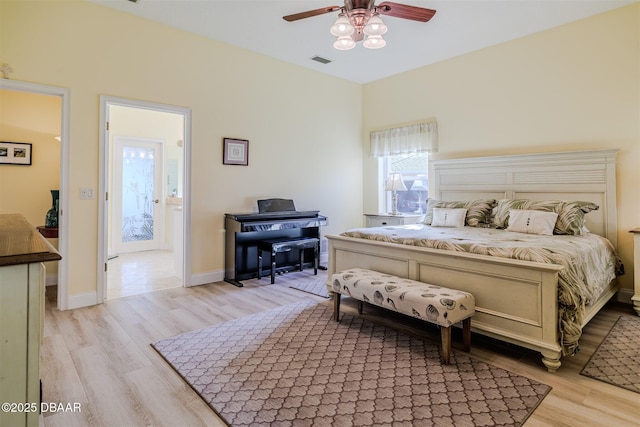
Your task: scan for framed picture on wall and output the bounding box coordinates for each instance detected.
[223,138,249,166]
[0,141,32,165]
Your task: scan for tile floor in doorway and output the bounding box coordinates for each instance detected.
[107,249,182,299]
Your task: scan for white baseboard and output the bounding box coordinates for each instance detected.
[188,252,328,287]
[61,254,331,309]
[188,270,225,287]
[45,273,58,287]
[617,288,634,304]
[66,292,99,310]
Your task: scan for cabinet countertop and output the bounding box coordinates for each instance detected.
[0,214,62,267]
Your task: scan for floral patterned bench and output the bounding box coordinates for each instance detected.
[331,268,475,364]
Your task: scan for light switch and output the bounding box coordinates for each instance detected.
[80,187,94,199]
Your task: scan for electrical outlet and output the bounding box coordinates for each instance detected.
[80,187,94,200]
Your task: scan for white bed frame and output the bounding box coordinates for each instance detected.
[327,149,619,371]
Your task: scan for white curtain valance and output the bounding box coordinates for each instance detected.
[370,121,438,157]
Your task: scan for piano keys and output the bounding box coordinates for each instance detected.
[224,210,328,287]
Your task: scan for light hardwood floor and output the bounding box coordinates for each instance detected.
[107,250,182,299]
[41,272,639,427]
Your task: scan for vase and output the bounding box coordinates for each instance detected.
[45,189,59,228]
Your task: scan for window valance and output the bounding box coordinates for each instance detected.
[370,121,438,157]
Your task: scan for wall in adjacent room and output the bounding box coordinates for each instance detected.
[0,89,61,276]
[0,89,61,225]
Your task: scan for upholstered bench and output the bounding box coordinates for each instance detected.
[257,237,319,284]
[331,268,475,364]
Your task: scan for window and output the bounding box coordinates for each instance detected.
[370,121,437,215]
[382,153,429,214]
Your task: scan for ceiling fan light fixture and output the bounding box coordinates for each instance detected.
[334,35,356,50]
[363,34,386,49]
[330,14,355,37]
[363,13,387,36]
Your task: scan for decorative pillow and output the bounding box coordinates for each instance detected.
[557,201,599,235]
[492,199,599,235]
[506,209,558,235]
[423,199,496,227]
[431,208,467,227]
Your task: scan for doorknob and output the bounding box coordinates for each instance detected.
[154,199,160,204]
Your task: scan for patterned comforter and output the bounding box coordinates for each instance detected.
[341,224,624,355]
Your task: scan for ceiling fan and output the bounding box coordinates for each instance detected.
[283,0,436,50]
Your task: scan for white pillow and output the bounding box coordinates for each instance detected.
[506,209,558,235]
[431,208,467,228]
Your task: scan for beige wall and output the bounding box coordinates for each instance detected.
[2,0,636,302]
[362,4,639,291]
[0,89,61,274]
[1,0,363,301]
[0,90,61,224]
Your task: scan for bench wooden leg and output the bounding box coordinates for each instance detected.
[333,293,341,321]
[257,251,262,280]
[462,318,471,352]
[440,326,451,365]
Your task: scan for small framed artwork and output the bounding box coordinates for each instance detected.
[0,141,32,165]
[223,137,249,166]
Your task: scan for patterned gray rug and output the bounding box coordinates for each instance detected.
[248,269,329,298]
[152,300,551,427]
[581,315,640,393]
[288,277,330,298]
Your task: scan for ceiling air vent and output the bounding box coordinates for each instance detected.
[310,56,332,65]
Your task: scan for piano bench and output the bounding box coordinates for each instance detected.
[257,237,319,284]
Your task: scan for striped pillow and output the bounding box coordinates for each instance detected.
[492,199,599,235]
[424,199,497,227]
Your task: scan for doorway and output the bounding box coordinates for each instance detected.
[0,79,69,310]
[99,97,191,300]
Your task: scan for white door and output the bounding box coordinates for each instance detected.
[112,137,164,254]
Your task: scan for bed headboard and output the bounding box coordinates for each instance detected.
[430,149,618,246]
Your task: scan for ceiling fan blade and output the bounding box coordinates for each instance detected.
[283,6,342,22]
[376,2,436,22]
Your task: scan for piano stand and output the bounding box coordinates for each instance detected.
[257,237,319,284]
[225,210,327,286]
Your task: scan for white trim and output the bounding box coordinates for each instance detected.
[98,96,193,300]
[45,274,58,287]
[67,292,99,310]
[0,79,70,311]
[189,270,225,287]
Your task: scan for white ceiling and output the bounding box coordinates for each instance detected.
[87,0,636,84]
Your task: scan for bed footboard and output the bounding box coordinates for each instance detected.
[327,233,567,371]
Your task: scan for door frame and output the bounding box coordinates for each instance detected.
[0,79,70,310]
[98,96,192,302]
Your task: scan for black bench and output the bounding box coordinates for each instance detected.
[257,237,319,284]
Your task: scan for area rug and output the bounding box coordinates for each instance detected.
[288,277,330,298]
[580,315,640,393]
[152,300,551,427]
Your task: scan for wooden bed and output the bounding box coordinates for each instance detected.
[326,149,620,371]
